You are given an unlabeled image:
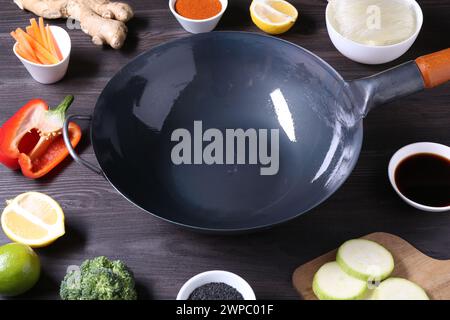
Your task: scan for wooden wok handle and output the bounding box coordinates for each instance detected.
[416,48,450,88]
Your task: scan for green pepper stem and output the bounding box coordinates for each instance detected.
[53,95,74,115]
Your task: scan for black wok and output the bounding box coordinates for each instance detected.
[63,32,450,232]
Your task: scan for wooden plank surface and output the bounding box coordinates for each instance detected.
[293,232,450,300]
[0,0,449,300]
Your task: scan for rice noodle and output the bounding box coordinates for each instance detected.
[328,0,417,46]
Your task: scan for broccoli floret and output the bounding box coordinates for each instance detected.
[60,256,137,300]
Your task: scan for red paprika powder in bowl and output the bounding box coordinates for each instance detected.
[169,0,228,33]
[175,0,222,20]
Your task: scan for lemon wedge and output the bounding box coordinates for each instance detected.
[1,192,65,248]
[250,0,298,35]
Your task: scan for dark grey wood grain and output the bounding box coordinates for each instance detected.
[0,0,449,300]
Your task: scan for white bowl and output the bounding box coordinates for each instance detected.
[176,270,256,300]
[388,142,450,212]
[325,0,423,64]
[169,0,228,34]
[13,25,71,84]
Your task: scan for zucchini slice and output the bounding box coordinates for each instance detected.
[312,261,367,300]
[372,278,429,300]
[337,239,394,281]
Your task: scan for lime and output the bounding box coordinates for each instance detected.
[0,243,40,296]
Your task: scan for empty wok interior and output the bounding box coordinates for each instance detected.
[92,33,363,230]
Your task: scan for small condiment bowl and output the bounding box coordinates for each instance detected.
[176,270,256,300]
[13,25,71,84]
[169,0,228,34]
[388,142,450,212]
[325,0,423,64]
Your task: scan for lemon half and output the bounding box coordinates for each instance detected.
[250,0,299,35]
[1,192,65,247]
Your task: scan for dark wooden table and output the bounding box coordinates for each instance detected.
[0,0,449,300]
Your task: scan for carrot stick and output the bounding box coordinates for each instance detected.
[12,29,40,63]
[46,26,63,60]
[10,30,18,42]
[26,26,35,39]
[30,18,44,46]
[24,26,44,64]
[45,25,61,61]
[34,50,53,65]
[45,26,56,60]
[38,17,49,50]
[11,30,38,63]
[16,44,40,64]
[16,28,58,64]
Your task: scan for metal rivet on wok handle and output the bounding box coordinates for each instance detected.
[416,48,450,88]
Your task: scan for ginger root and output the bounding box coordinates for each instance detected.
[14,0,134,49]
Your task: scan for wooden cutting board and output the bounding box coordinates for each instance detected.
[292,232,450,300]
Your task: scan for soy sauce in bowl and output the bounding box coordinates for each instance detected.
[395,153,450,208]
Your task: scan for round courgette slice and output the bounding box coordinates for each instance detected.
[312,261,367,300]
[337,239,394,282]
[372,278,429,300]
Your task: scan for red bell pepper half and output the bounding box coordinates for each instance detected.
[0,95,81,179]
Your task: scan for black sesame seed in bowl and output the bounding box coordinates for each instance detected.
[176,270,256,300]
[188,282,244,300]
